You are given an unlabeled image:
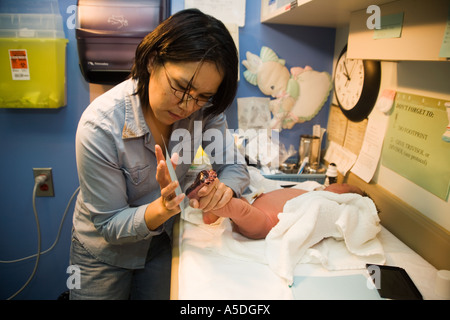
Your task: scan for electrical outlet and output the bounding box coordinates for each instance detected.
[32,168,55,197]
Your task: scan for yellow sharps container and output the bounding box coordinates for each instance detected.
[0,9,68,108]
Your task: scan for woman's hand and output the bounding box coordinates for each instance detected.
[155,144,185,213]
[144,145,185,231]
[189,178,234,212]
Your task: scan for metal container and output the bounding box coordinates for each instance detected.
[298,134,321,171]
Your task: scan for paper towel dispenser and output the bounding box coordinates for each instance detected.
[76,0,170,84]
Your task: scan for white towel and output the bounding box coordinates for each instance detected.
[265,191,385,285]
[181,168,385,285]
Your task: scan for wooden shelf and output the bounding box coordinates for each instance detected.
[261,0,394,28]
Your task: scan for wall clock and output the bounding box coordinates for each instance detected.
[334,45,381,122]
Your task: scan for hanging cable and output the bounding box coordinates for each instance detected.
[0,186,80,264]
[6,176,44,300]
[1,174,80,300]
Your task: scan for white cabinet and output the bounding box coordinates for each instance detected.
[261,0,450,61]
[260,0,394,28]
[348,0,449,61]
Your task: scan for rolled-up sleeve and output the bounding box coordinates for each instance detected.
[215,163,249,198]
[202,113,250,198]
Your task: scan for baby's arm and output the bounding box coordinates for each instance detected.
[209,198,277,240]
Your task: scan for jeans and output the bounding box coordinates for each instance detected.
[69,232,172,300]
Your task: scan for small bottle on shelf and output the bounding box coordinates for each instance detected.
[324,163,338,187]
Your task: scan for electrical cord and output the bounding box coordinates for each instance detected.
[0,186,80,264]
[5,176,43,300]
[1,175,80,300]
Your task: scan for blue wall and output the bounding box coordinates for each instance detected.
[230,1,335,151]
[0,0,334,299]
[0,0,88,300]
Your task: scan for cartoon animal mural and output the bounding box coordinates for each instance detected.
[242,46,332,130]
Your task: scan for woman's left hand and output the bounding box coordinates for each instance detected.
[189,179,234,212]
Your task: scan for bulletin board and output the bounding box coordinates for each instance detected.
[382,92,450,201]
[324,105,368,175]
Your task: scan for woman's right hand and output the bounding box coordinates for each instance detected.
[155,144,185,213]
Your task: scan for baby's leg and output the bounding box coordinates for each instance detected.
[209,198,277,239]
[202,198,253,225]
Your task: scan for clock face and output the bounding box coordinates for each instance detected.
[333,46,381,122]
[335,51,364,111]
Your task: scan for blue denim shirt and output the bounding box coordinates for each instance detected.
[73,79,249,269]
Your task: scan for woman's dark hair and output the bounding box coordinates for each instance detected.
[131,9,238,117]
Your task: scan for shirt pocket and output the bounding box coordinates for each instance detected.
[122,165,153,201]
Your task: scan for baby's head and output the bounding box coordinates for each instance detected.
[324,183,379,213]
[323,183,365,196]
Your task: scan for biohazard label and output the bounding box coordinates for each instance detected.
[9,49,30,80]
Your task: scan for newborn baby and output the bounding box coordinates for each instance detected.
[186,170,366,240]
[210,184,365,239]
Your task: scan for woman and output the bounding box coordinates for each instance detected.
[70,9,250,299]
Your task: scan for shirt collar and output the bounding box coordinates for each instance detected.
[122,79,149,140]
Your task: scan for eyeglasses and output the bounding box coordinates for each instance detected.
[162,64,214,109]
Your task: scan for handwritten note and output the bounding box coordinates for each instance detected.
[351,110,389,183]
[343,119,368,155]
[327,105,348,146]
[325,105,368,175]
